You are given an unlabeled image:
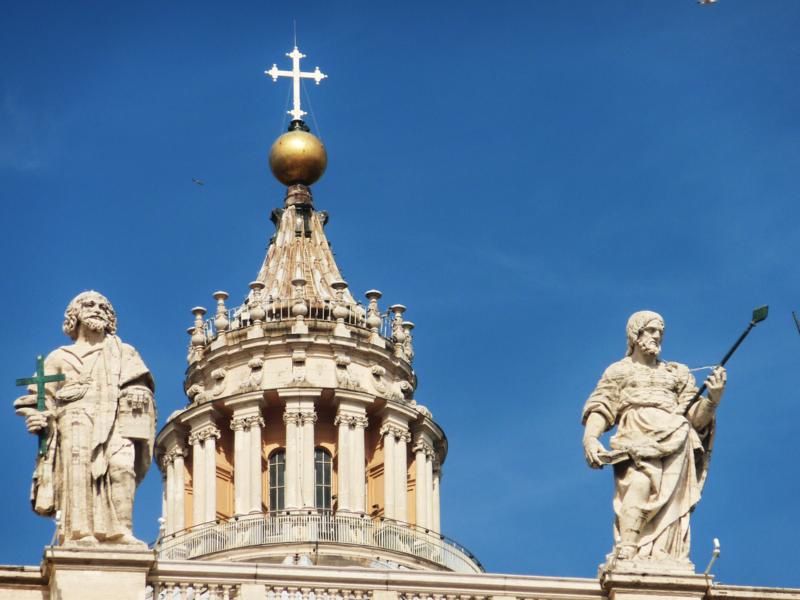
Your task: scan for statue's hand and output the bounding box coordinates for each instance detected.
[583,436,608,469]
[705,366,727,405]
[16,407,52,434]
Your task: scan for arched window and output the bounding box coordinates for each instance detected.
[315,448,332,510]
[268,450,286,511]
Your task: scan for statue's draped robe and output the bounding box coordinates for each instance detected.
[31,336,154,542]
[582,358,714,561]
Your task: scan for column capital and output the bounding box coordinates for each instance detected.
[412,440,435,457]
[334,414,369,429]
[244,415,265,428]
[283,408,316,426]
[188,424,220,445]
[380,423,411,443]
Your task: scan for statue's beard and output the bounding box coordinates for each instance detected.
[637,337,661,357]
[82,316,108,333]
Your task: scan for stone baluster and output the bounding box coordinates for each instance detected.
[389,304,407,360]
[213,291,229,344]
[291,276,309,334]
[331,280,351,338]
[365,289,385,348]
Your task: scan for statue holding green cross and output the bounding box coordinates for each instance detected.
[15,355,66,456]
[13,291,156,546]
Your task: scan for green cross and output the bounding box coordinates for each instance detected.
[16,355,65,456]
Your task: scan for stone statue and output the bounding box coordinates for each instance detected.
[582,310,726,572]
[14,291,156,546]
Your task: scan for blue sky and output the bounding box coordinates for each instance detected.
[1,0,799,587]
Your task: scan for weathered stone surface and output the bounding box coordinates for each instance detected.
[14,291,156,547]
[582,310,726,572]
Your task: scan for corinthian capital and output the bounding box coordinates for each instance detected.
[412,440,435,457]
[335,414,369,429]
[380,423,411,442]
[189,424,221,444]
[244,415,265,428]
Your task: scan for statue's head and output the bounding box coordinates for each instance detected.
[625,310,665,357]
[63,291,117,340]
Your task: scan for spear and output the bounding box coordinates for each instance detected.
[686,305,769,409]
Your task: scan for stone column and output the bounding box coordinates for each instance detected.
[283,408,301,511]
[425,449,434,529]
[189,431,205,526]
[247,414,264,513]
[173,445,186,531]
[230,415,251,516]
[335,398,370,514]
[352,415,368,513]
[282,394,318,511]
[335,415,352,512]
[301,409,317,509]
[413,440,430,529]
[395,430,410,522]
[381,426,396,520]
[202,425,221,522]
[432,460,441,533]
[380,423,410,521]
[164,454,175,534]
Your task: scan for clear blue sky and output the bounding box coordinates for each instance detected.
[1,0,799,588]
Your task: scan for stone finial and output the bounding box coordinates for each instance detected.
[389,305,409,360]
[365,290,382,332]
[190,307,207,347]
[402,320,415,362]
[331,280,348,319]
[213,291,230,334]
[249,281,266,323]
[291,276,308,318]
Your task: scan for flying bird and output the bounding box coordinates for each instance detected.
[698,0,717,4]
[192,178,205,186]
[793,311,800,335]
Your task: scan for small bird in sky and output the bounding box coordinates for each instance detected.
[792,311,800,335]
[192,178,205,186]
[698,0,717,5]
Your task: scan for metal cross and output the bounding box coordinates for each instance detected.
[265,46,327,121]
[16,355,65,456]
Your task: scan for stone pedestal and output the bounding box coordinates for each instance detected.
[601,571,709,600]
[43,547,154,600]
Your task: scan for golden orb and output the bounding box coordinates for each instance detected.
[269,123,327,186]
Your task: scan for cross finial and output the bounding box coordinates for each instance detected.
[265,46,327,122]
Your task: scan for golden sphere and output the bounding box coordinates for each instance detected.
[269,128,327,186]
